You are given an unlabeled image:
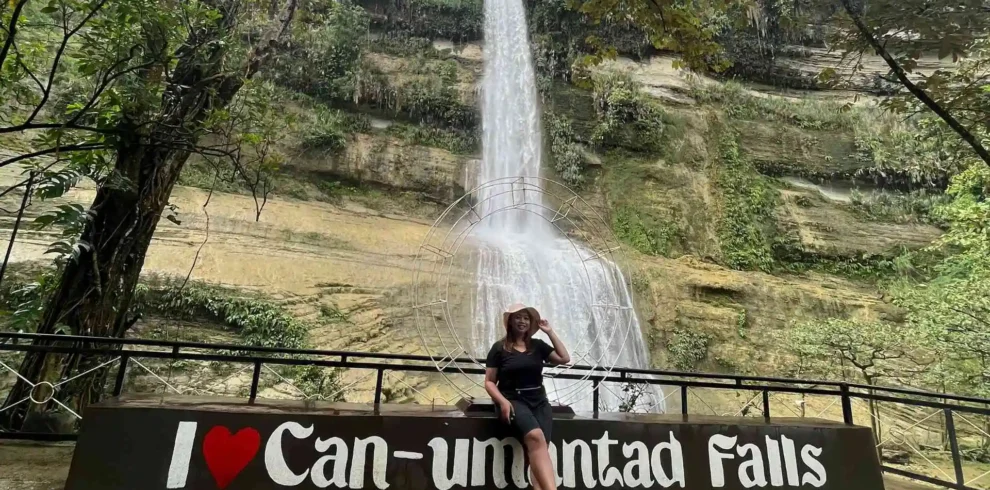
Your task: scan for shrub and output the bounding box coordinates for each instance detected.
[269,1,369,101]
[713,133,780,272]
[590,72,664,152]
[544,112,587,186]
[302,107,371,152]
[612,206,680,257]
[667,330,713,371]
[138,281,308,350]
[690,79,862,131]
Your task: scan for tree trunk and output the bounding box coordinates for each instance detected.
[0,140,191,429]
[0,0,297,432]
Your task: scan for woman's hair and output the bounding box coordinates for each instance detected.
[503,311,533,350]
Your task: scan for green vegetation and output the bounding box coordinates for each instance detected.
[852,115,978,190]
[137,281,309,350]
[590,72,665,152]
[385,123,478,155]
[356,57,477,129]
[712,133,780,272]
[544,112,588,187]
[0,270,312,351]
[612,206,680,257]
[360,0,484,42]
[848,190,949,225]
[666,329,713,371]
[302,107,372,153]
[270,1,370,101]
[783,165,990,401]
[691,81,863,131]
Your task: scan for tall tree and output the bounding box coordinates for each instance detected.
[0,0,298,429]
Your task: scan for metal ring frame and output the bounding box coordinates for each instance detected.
[412,176,658,409]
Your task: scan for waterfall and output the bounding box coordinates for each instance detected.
[470,0,662,413]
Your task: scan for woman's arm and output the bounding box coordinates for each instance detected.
[539,320,571,365]
[485,368,512,421]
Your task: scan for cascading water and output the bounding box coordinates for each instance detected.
[470,0,662,412]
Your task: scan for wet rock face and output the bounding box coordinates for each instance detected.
[306,133,476,200]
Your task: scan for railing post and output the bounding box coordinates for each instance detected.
[592,377,600,417]
[374,369,384,405]
[681,385,688,416]
[249,361,262,404]
[762,389,770,418]
[944,408,965,488]
[112,355,129,396]
[841,384,853,424]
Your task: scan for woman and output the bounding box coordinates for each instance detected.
[485,303,571,490]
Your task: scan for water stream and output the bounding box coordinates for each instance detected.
[469,0,661,413]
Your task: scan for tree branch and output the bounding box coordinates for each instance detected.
[0,123,120,135]
[839,0,990,168]
[216,0,298,102]
[0,0,29,72]
[25,0,113,124]
[0,144,109,169]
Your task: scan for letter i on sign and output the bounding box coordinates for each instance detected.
[167,422,199,489]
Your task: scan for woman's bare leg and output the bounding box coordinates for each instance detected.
[523,429,556,490]
[529,468,543,490]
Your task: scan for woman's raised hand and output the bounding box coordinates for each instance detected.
[538,319,552,332]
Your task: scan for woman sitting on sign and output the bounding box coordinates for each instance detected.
[485,303,571,490]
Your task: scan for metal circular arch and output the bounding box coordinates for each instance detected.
[412,176,642,406]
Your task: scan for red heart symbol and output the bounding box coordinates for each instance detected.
[203,426,261,489]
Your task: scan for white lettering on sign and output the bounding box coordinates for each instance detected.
[594,432,624,487]
[266,422,313,486]
[429,438,469,490]
[471,437,526,488]
[707,435,828,489]
[166,421,198,489]
[163,421,828,489]
[650,431,685,488]
[311,436,347,488]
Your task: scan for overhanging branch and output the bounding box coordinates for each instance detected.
[839,0,990,167]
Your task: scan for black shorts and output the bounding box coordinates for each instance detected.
[500,389,552,444]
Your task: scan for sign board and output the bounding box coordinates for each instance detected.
[65,397,883,490]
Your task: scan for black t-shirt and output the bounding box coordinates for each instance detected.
[486,338,554,393]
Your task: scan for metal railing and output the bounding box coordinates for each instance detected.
[1,332,989,489]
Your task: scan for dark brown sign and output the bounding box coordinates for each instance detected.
[65,397,883,490]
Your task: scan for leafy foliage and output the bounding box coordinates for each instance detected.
[269,1,370,101]
[589,72,665,152]
[293,365,346,401]
[302,106,370,153]
[0,268,60,333]
[852,115,979,190]
[356,57,477,129]
[138,282,309,351]
[819,0,990,166]
[543,111,587,186]
[787,318,926,384]
[571,0,735,73]
[385,123,478,155]
[612,206,680,257]
[361,0,483,42]
[848,190,949,225]
[691,80,862,131]
[713,133,780,271]
[666,329,712,371]
[529,0,651,85]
